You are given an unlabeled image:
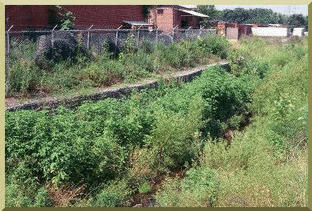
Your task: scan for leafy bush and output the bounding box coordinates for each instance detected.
[6,181,53,207]
[195,34,230,59]
[138,182,152,194]
[93,180,130,207]
[145,95,204,170]
[155,167,219,207]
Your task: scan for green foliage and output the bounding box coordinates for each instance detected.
[33,187,54,207]
[6,39,42,96]
[142,5,152,18]
[218,6,297,25]
[6,181,53,207]
[138,182,152,194]
[6,37,307,207]
[145,97,203,170]
[7,33,229,97]
[48,6,76,30]
[287,14,307,30]
[194,34,230,59]
[155,167,219,207]
[93,180,130,207]
[197,5,222,27]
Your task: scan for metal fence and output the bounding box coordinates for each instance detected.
[5,26,217,55]
[4,26,216,96]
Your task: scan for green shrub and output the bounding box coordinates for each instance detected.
[154,177,181,207]
[145,95,204,170]
[159,42,188,69]
[93,180,130,207]
[128,147,158,184]
[138,182,152,194]
[195,34,230,59]
[6,183,34,207]
[33,187,54,207]
[155,167,219,207]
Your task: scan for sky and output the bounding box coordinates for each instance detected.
[214,5,308,16]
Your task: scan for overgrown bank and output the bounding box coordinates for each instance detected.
[6,34,228,98]
[5,37,308,207]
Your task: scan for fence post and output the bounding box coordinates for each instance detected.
[87,25,93,50]
[115,25,122,55]
[51,25,58,48]
[155,27,159,43]
[136,25,142,47]
[6,25,13,54]
[172,25,178,42]
[187,26,192,38]
[199,26,203,37]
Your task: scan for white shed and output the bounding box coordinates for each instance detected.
[293,28,305,37]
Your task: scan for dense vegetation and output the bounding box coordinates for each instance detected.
[198,5,308,30]
[6,34,227,98]
[5,37,307,207]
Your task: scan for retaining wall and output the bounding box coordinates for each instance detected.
[6,62,230,111]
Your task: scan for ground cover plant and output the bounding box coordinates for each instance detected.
[5,37,308,207]
[6,34,227,98]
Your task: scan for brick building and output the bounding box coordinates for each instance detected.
[5,5,211,32]
[215,21,253,40]
[148,5,209,33]
[5,5,147,30]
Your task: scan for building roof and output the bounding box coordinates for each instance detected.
[123,21,153,26]
[178,9,209,18]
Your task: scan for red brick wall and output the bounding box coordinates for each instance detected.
[217,21,226,36]
[5,5,49,30]
[149,7,201,33]
[152,7,174,33]
[64,5,145,29]
[238,24,252,38]
[5,5,145,30]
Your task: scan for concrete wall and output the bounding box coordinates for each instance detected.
[251,27,289,37]
[293,28,305,37]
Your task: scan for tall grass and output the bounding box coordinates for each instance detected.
[6,34,227,97]
[155,37,308,207]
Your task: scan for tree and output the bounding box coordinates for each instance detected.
[247,8,278,24]
[287,14,307,29]
[276,13,288,25]
[222,8,250,23]
[197,5,222,27]
[47,6,76,30]
[305,16,308,31]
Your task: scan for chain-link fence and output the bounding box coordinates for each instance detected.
[5,27,216,96]
[5,27,217,55]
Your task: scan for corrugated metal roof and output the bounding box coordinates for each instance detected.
[178,9,209,18]
[123,21,153,26]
